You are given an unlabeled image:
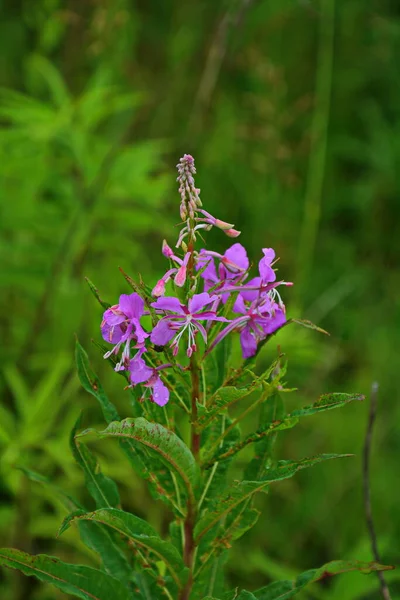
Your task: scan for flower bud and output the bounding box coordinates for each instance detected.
[174,264,187,287]
[224,228,241,238]
[162,240,174,259]
[215,219,236,231]
[152,279,166,297]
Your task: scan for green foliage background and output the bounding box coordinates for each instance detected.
[0,0,398,598]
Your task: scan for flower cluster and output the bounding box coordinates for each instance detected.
[100,155,292,406]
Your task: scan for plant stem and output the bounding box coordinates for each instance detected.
[179,351,202,600]
[190,352,201,459]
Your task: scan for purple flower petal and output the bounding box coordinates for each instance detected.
[192,311,228,322]
[131,319,148,344]
[129,356,153,384]
[224,243,249,273]
[259,308,286,335]
[151,296,185,314]
[101,321,125,345]
[102,307,126,327]
[119,293,145,319]
[194,321,208,344]
[188,292,214,314]
[232,295,247,314]
[151,377,169,406]
[259,248,276,283]
[239,277,261,302]
[240,327,258,358]
[205,316,248,355]
[196,252,218,284]
[150,319,176,346]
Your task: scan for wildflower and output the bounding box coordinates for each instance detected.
[152,241,191,297]
[196,243,249,308]
[129,356,170,406]
[240,248,277,302]
[150,292,228,357]
[101,293,148,370]
[207,293,286,359]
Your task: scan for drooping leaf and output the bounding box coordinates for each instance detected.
[79,418,199,508]
[0,549,129,600]
[195,454,350,542]
[70,415,120,509]
[20,468,131,582]
[253,559,394,599]
[59,508,186,590]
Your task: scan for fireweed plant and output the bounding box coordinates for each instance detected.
[0,155,392,600]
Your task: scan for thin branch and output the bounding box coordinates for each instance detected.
[362,382,392,600]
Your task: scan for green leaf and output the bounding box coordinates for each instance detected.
[203,334,232,394]
[18,467,83,512]
[79,417,199,508]
[245,392,285,480]
[78,521,132,584]
[195,454,350,541]
[21,469,131,583]
[0,549,129,600]
[253,559,394,599]
[75,341,119,424]
[199,415,241,511]
[196,386,257,431]
[59,508,186,589]
[85,278,111,310]
[70,415,120,509]
[76,343,181,514]
[289,318,329,335]
[206,393,364,467]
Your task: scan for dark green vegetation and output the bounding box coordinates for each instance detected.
[0,1,398,598]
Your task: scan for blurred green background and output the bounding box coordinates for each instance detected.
[0,0,399,598]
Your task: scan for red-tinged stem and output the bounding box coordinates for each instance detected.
[179,350,201,600]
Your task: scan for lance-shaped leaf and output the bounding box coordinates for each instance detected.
[197,507,260,583]
[0,549,129,600]
[245,392,285,481]
[85,277,111,310]
[75,341,119,423]
[205,393,364,467]
[196,386,259,431]
[70,416,120,509]
[79,418,199,507]
[20,468,131,583]
[59,508,186,589]
[195,454,350,542]
[253,559,394,599]
[198,357,282,431]
[18,467,83,512]
[76,343,181,514]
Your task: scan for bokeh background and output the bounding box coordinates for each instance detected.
[0,1,399,598]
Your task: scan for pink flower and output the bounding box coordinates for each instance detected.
[129,356,170,406]
[101,293,148,371]
[150,293,228,357]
